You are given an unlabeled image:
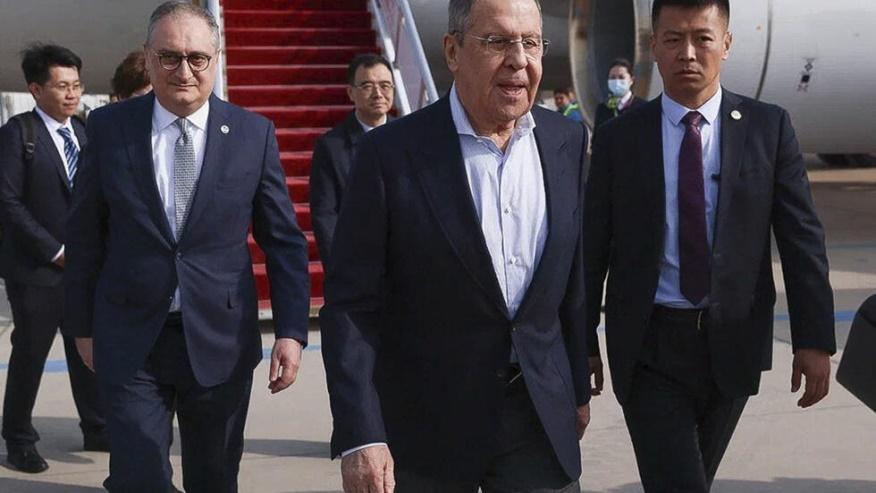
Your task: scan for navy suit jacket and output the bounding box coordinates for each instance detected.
[0,111,84,286]
[64,94,310,388]
[320,97,590,482]
[584,90,836,404]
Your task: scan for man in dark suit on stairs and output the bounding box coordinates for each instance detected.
[583,1,836,491]
[64,2,310,491]
[310,53,395,270]
[321,0,592,491]
[0,43,106,474]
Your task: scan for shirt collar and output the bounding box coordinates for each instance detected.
[153,98,210,133]
[661,86,722,127]
[449,84,535,139]
[618,91,633,108]
[355,113,387,133]
[34,105,72,133]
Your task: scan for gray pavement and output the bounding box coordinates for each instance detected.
[1,162,874,492]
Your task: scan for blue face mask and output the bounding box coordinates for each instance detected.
[607,79,631,97]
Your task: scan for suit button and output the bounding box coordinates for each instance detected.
[496,369,507,379]
[511,325,518,332]
[176,252,183,259]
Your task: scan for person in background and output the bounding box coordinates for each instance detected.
[594,57,645,128]
[553,86,584,123]
[310,53,394,270]
[0,43,107,474]
[111,50,152,101]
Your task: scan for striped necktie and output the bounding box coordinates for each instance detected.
[56,127,78,184]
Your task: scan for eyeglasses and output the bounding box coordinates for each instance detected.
[47,82,85,94]
[458,33,550,59]
[353,81,395,94]
[151,50,214,72]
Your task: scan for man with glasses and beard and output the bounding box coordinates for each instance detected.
[64,2,310,491]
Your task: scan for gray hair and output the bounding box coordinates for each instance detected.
[146,1,221,49]
[448,0,542,37]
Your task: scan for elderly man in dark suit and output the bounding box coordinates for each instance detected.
[0,43,106,473]
[64,2,310,491]
[310,53,394,269]
[583,0,836,491]
[321,0,592,492]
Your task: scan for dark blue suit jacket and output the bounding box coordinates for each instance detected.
[584,90,836,404]
[0,111,85,286]
[64,94,310,388]
[320,97,590,482]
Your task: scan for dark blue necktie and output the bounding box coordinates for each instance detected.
[678,111,710,305]
[57,127,78,184]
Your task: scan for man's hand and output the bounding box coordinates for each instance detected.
[589,356,604,396]
[268,338,302,394]
[792,348,831,408]
[576,404,591,440]
[75,337,94,372]
[342,445,395,493]
[53,252,65,268]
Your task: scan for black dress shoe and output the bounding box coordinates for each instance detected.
[83,433,111,452]
[6,445,49,473]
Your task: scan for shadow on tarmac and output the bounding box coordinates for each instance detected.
[0,479,103,492]
[603,478,876,493]
[243,438,330,458]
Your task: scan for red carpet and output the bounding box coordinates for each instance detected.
[224,0,376,313]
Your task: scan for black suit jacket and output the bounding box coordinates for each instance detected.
[0,110,83,286]
[320,97,590,482]
[64,94,311,388]
[309,112,365,268]
[583,90,836,404]
[593,95,646,129]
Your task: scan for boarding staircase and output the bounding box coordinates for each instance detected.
[217,0,437,317]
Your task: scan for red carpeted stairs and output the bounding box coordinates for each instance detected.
[223,0,378,315]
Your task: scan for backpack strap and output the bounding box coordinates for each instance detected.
[10,112,38,164]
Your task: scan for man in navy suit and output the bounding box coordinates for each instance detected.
[64,2,310,491]
[0,43,106,474]
[584,0,835,491]
[321,0,591,491]
[310,53,395,269]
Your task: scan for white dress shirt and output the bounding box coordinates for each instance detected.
[355,114,387,133]
[655,88,723,308]
[341,86,548,458]
[34,105,80,262]
[151,99,210,311]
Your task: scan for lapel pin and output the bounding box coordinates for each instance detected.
[220,125,230,134]
[730,110,742,121]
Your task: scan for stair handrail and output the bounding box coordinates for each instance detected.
[369,0,439,115]
[205,0,228,100]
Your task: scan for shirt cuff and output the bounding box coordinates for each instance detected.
[52,245,64,262]
[341,443,386,458]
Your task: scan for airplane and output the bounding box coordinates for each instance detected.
[1,0,874,164]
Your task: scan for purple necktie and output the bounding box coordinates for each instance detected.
[678,111,710,305]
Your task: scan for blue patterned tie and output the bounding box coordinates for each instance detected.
[57,127,78,184]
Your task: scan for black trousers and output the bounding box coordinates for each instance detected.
[2,281,105,448]
[395,370,580,493]
[101,315,253,493]
[622,306,747,493]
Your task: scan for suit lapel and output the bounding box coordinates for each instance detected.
[179,95,231,244]
[124,94,175,246]
[413,98,508,318]
[32,110,72,192]
[714,90,748,249]
[513,110,569,320]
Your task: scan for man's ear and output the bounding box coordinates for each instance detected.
[347,85,356,104]
[722,31,733,60]
[27,82,42,101]
[444,33,460,74]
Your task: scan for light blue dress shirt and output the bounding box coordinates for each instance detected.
[655,88,723,309]
[449,85,548,318]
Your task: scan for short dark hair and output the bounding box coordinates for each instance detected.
[608,58,633,76]
[111,51,150,100]
[20,43,82,86]
[651,0,730,29]
[346,53,393,85]
[553,86,575,96]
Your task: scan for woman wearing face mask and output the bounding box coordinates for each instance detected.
[594,58,645,128]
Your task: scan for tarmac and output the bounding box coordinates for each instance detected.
[0,158,874,492]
